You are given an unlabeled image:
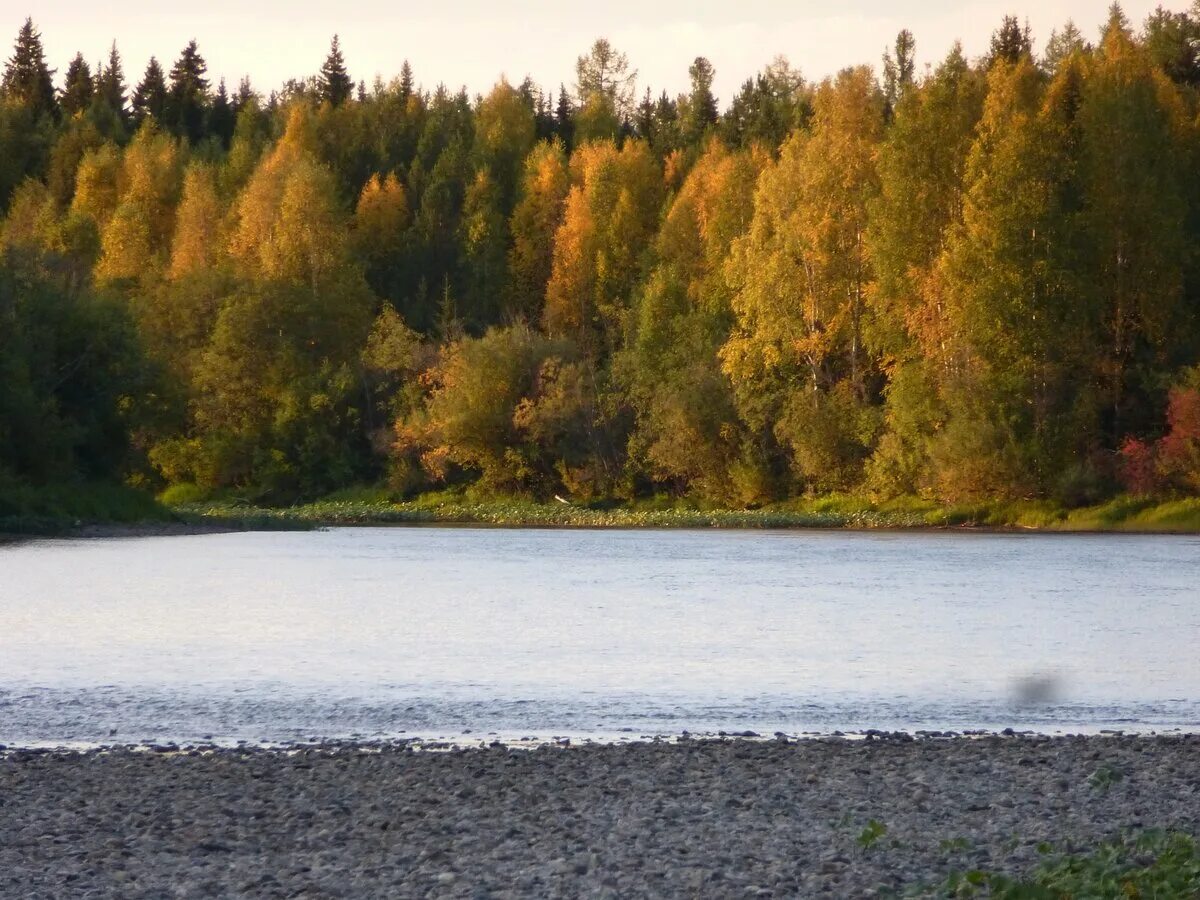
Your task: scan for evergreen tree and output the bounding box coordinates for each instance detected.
[882,30,916,117]
[97,42,128,121]
[399,60,414,100]
[680,57,718,146]
[2,18,56,118]
[131,57,167,126]
[574,38,636,119]
[1043,20,1089,74]
[988,15,1033,67]
[554,84,575,148]
[932,58,1080,499]
[318,34,353,106]
[1078,21,1190,442]
[60,54,94,117]
[1142,6,1200,87]
[165,40,210,142]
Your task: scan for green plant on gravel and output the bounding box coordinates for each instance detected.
[1087,764,1125,793]
[940,837,973,854]
[939,830,1199,898]
[858,819,889,850]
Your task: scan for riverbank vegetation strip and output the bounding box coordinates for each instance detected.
[3,8,1200,523]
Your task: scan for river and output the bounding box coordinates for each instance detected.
[1,527,1197,745]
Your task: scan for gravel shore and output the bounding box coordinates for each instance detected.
[2,734,1198,898]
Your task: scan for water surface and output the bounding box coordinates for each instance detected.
[2,527,1198,745]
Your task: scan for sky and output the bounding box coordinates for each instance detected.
[12,0,1197,104]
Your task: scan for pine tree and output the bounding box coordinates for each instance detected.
[932,57,1079,499]
[988,16,1033,67]
[2,18,56,118]
[1043,21,1089,74]
[574,38,636,118]
[97,42,127,120]
[882,30,916,117]
[61,53,94,116]
[166,40,210,142]
[318,35,352,107]
[208,78,235,148]
[634,88,656,143]
[554,84,575,148]
[1142,6,1200,87]
[399,60,414,100]
[681,57,718,146]
[131,57,167,126]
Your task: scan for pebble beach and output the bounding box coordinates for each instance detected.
[2,733,1198,898]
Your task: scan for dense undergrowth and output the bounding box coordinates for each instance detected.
[940,830,1200,897]
[5,477,1199,535]
[168,487,1200,533]
[0,478,171,534]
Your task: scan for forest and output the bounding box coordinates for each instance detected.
[2,4,1200,520]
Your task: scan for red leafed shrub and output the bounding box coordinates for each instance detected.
[1158,387,1200,492]
[1118,436,1160,496]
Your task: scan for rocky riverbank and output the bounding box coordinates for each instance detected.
[2,734,1198,897]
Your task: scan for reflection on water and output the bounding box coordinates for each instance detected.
[1,528,1198,744]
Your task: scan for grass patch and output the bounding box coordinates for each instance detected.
[0,479,172,534]
[165,491,1200,532]
[940,830,1199,898]
[1061,496,1200,533]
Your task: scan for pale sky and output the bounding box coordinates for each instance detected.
[12,0,1195,104]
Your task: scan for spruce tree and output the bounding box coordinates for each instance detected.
[882,30,916,117]
[1043,21,1089,74]
[233,77,256,112]
[166,40,210,142]
[2,18,56,118]
[61,53,94,116]
[318,35,352,106]
[399,60,414,100]
[208,78,235,148]
[97,42,127,120]
[554,84,575,148]
[131,57,167,126]
[635,88,656,143]
[681,57,718,146]
[988,16,1033,67]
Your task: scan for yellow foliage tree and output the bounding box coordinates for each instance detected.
[506,139,569,321]
[95,122,183,283]
[722,66,884,491]
[543,139,663,352]
[168,163,224,280]
[70,142,123,228]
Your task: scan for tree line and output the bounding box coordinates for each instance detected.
[2,5,1200,507]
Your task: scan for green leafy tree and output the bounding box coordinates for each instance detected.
[866,44,986,495]
[621,141,772,502]
[1077,21,1191,443]
[930,58,1082,500]
[722,67,884,492]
